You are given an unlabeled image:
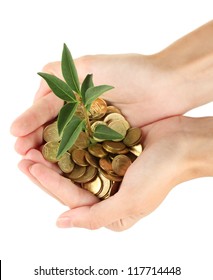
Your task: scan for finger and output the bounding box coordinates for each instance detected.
[75,55,113,85]
[34,61,62,101]
[56,190,135,230]
[74,55,130,103]
[14,126,44,155]
[10,92,63,137]
[18,159,64,204]
[55,160,144,230]
[29,163,99,208]
[57,205,143,231]
[24,149,60,172]
[34,79,51,102]
[106,215,143,232]
[55,151,171,230]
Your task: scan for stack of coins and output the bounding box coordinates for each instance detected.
[42,98,142,200]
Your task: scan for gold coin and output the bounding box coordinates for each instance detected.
[97,173,111,199]
[71,149,88,166]
[109,181,120,196]
[108,120,128,139]
[99,169,122,182]
[82,176,102,195]
[130,144,143,156]
[126,152,137,162]
[101,192,110,200]
[68,145,76,154]
[99,157,113,173]
[109,118,130,131]
[43,121,61,142]
[91,121,107,132]
[89,98,107,119]
[85,151,99,168]
[74,131,89,149]
[67,165,87,180]
[104,112,125,124]
[58,152,74,173]
[108,153,115,160]
[117,147,129,155]
[112,155,132,176]
[102,181,120,199]
[88,143,108,158]
[123,127,142,147]
[42,141,60,163]
[123,119,130,130]
[74,166,98,183]
[103,141,126,154]
[91,121,107,142]
[106,106,121,114]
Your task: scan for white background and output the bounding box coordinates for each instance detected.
[0,0,213,279]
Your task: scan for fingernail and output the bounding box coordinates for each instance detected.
[57,217,73,228]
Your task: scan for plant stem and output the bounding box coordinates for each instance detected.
[81,103,92,137]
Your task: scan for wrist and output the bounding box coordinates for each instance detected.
[165,117,213,189]
[152,21,213,112]
[147,52,195,116]
[182,117,213,179]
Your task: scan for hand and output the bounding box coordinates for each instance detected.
[8,52,192,156]
[11,20,213,153]
[17,116,213,231]
[10,20,213,231]
[16,53,194,129]
[9,54,186,221]
[9,55,169,155]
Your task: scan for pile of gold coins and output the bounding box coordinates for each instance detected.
[42,98,142,200]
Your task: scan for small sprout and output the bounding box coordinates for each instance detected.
[38,44,121,158]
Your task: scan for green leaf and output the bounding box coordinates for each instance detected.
[57,116,84,158]
[62,43,80,94]
[38,72,76,102]
[93,124,123,141]
[57,102,78,136]
[85,85,114,106]
[81,74,94,104]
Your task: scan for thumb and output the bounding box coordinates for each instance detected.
[34,61,62,101]
[56,190,135,230]
[34,78,51,102]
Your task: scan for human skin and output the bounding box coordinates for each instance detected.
[17,116,213,231]
[48,116,213,230]
[11,20,213,231]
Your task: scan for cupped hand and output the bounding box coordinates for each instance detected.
[10,53,187,155]
[10,21,213,231]
[17,116,208,231]
[11,51,187,133]
[10,55,212,231]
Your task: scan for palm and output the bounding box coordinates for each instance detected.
[104,116,187,230]
[17,115,189,231]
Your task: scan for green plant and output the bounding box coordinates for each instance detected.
[38,44,123,158]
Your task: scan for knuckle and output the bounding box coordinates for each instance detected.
[41,61,59,74]
[75,55,95,74]
[108,220,131,232]
[42,62,54,72]
[77,54,94,65]
[67,186,82,208]
[117,219,132,231]
[89,221,101,230]
[88,207,103,230]
[46,97,58,117]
